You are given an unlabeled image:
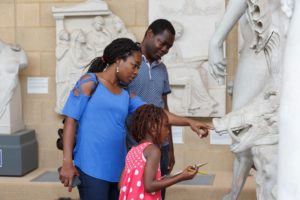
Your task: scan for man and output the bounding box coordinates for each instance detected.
[127,19,205,199]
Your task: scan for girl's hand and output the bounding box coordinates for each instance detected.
[59,160,79,192]
[179,165,199,181]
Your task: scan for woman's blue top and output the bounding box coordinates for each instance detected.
[63,73,144,182]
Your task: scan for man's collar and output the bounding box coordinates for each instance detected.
[142,55,162,66]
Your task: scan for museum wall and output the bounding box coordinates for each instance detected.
[0,0,237,172]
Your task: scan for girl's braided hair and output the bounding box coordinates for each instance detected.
[87,38,141,73]
[130,104,168,145]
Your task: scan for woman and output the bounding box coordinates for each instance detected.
[59,38,144,200]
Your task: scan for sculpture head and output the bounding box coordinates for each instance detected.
[87,38,142,84]
[142,19,175,63]
[113,16,125,33]
[58,29,70,41]
[172,21,184,40]
[213,83,279,153]
[71,29,86,44]
[93,16,105,31]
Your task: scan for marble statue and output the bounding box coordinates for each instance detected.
[55,29,71,113]
[55,29,91,113]
[53,0,139,114]
[278,0,300,199]
[209,0,288,199]
[86,16,111,57]
[0,39,28,133]
[111,15,136,41]
[164,21,218,116]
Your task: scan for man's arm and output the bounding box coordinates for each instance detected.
[163,108,212,138]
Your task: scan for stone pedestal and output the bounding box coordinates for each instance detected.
[0,129,38,176]
[0,83,25,134]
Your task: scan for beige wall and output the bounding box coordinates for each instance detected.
[0,0,238,171]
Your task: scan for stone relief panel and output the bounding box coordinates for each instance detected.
[0,39,28,134]
[149,0,226,117]
[53,0,136,114]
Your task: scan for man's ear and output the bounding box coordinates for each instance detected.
[145,29,154,39]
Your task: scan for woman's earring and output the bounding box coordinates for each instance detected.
[116,66,119,73]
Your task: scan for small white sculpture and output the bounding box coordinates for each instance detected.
[0,39,28,133]
[111,16,136,41]
[86,16,111,57]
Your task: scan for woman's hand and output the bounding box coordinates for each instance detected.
[59,160,79,192]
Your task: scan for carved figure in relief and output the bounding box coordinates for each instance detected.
[86,16,111,57]
[164,21,217,116]
[111,16,136,41]
[55,29,71,113]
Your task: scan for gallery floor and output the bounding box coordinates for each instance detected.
[0,168,256,200]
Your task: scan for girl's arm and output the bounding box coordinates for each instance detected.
[119,170,125,189]
[143,144,197,193]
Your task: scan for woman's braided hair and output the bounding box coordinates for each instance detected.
[130,104,168,145]
[87,38,141,73]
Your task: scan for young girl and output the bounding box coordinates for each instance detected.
[119,104,199,200]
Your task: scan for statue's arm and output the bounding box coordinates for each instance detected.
[208,0,248,83]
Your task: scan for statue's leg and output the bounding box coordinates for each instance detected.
[222,149,253,200]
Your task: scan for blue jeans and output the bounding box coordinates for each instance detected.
[76,167,119,200]
[160,144,169,200]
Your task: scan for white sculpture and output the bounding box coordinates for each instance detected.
[55,29,91,113]
[0,39,28,134]
[150,0,226,117]
[164,21,218,116]
[278,0,300,199]
[209,0,287,199]
[111,15,136,41]
[53,0,139,114]
[86,16,111,57]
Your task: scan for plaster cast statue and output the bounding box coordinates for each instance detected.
[164,21,217,116]
[0,40,28,132]
[278,0,300,199]
[53,0,137,114]
[55,29,71,113]
[111,15,136,41]
[209,0,287,199]
[55,29,91,113]
[86,16,111,57]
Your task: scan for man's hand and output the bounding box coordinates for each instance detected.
[188,120,212,138]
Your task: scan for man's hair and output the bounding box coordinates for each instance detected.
[146,19,175,36]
